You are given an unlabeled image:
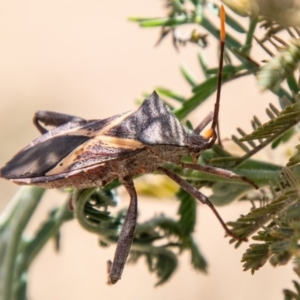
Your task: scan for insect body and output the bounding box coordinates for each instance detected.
[0,6,255,284]
[1,92,206,189]
[0,91,255,283]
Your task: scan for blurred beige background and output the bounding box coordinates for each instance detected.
[0,1,295,299]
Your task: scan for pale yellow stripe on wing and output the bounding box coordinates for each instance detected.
[94,135,144,149]
[46,135,144,176]
[43,108,137,138]
[61,109,137,136]
[96,109,137,135]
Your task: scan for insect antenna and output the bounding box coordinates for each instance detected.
[176,6,255,240]
[207,5,226,147]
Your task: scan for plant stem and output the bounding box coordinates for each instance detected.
[0,187,45,300]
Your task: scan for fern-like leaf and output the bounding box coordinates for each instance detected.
[283,281,300,300]
[287,144,300,167]
[215,99,300,168]
[241,101,300,142]
[238,167,300,273]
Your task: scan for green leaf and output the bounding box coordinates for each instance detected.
[169,0,185,13]
[209,183,252,206]
[257,39,300,91]
[180,64,197,87]
[191,75,218,94]
[166,159,282,199]
[241,102,300,142]
[17,203,72,275]
[283,281,300,300]
[129,246,178,286]
[14,273,28,300]
[287,144,300,167]
[177,189,196,236]
[271,128,295,148]
[156,87,186,103]
[174,77,217,120]
[197,52,209,78]
[205,64,237,76]
[242,16,258,55]
[0,187,45,300]
[232,166,300,275]
[241,243,270,274]
[286,74,300,94]
[154,249,178,286]
[128,15,190,27]
[188,236,207,272]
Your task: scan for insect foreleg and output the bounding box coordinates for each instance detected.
[158,166,245,241]
[33,110,86,134]
[108,178,138,284]
[181,163,258,189]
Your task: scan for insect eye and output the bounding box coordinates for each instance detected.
[191,145,201,154]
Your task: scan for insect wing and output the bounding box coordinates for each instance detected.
[0,110,145,180]
[1,91,187,181]
[45,135,145,176]
[1,135,90,179]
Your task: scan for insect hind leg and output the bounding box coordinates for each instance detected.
[33,110,86,134]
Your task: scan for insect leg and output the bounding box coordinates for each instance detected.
[158,166,245,241]
[181,163,258,189]
[33,111,86,134]
[108,178,138,284]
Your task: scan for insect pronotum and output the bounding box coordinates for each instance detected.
[0,6,256,284]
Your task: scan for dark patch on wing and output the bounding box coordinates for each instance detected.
[27,120,88,149]
[26,113,128,149]
[1,135,89,179]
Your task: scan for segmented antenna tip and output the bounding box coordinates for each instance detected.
[220,5,226,42]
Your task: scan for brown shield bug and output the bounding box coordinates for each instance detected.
[0,6,257,284]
